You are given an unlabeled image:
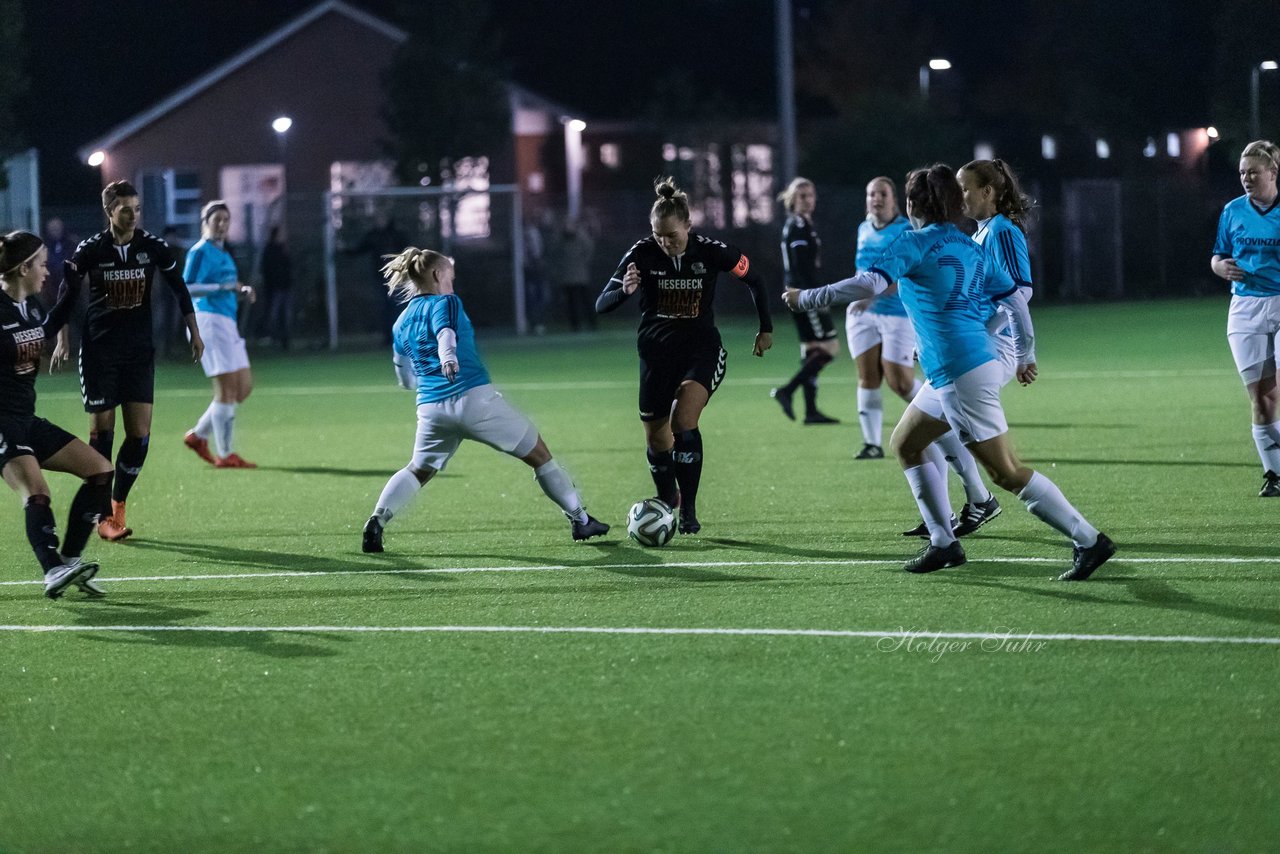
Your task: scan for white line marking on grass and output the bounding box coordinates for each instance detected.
[0,624,1277,646]
[0,556,1274,588]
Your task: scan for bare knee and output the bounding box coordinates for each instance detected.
[407,465,435,485]
[886,377,915,400]
[520,436,552,468]
[988,465,1032,494]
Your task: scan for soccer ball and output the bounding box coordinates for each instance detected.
[626,498,676,547]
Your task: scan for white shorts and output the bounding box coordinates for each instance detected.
[846,308,916,367]
[411,384,539,472]
[908,360,1009,444]
[993,334,1018,386]
[195,312,250,378]
[1226,293,1280,385]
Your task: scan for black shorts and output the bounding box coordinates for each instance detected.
[637,339,727,422]
[79,347,155,412]
[791,307,838,344]
[0,415,76,469]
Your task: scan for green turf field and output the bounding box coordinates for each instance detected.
[1,297,1276,853]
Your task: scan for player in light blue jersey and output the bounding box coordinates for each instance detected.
[900,158,1043,538]
[786,164,1114,580]
[846,177,917,459]
[181,202,258,469]
[362,248,608,552]
[850,177,995,544]
[1211,139,1280,497]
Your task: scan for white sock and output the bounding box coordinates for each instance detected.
[903,463,956,547]
[1018,471,1099,548]
[857,387,883,447]
[935,430,992,504]
[210,402,237,458]
[922,442,948,483]
[1251,423,1280,473]
[534,460,587,523]
[373,468,423,525]
[902,378,923,402]
[192,403,216,439]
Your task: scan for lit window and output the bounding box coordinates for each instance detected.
[1041,135,1057,160]
[1166,133,1181,158]
[600,143,620,169]
[451,156,490,240]
[974,142,994,161]
[1096,139,1110,159]
[1143,138,1157,158]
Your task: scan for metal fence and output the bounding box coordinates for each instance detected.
[31,173,1236,355]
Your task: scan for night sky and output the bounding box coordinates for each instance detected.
[17,0,1259,204]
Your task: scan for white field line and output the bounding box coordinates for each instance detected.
[0,556,1275,588]
[34,367,1234,401]
[0,623,1277,646]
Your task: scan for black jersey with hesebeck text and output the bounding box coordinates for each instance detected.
[0,292,50,418]
[65,229,194,354]
[607,233,753,349]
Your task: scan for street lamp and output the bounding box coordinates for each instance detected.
[1251,61,1278,139]
[86,150,106,167]
[563,117,586,221]
[919,58,951,99]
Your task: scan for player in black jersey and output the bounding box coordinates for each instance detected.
[53,180,204,541]
[596,177,773,534]
[1,232,114,598]
[771,177,839,424]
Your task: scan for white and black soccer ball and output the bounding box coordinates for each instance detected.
[626,498,676,547]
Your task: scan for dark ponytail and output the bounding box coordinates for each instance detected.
[904,164,964,227]
[0,230,44,278]
[960,158,1035,230]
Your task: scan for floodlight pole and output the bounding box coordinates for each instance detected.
[775,0,797,186]
[1252,61,1279,140]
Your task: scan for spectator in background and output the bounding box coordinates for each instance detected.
[153,225,189,356]
[523,209,550,335]
[547,218,596,331]
[40,217,81,346]
[259,225,293,350]
[345,212,408,346]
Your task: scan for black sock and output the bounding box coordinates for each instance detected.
[673,429,703,515]
[63,473,112,559]
[802,377,819,414]
[24,495,63,573]
[89,428,115,462]
[798,351,833,415]
[646,447,679,506]
[113,435,149,502]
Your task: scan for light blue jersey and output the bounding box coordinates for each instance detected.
[184,239,240,319]
[869,223,1013,387]
[973,214,1032,337]
[394,293,491,404]
[857,216,912,316]
[1213,195,1280,297]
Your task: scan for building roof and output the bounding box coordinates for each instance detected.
[77,0,407,162]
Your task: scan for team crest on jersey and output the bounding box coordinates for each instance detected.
[691,262,706,274]
[137,253,150,264]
